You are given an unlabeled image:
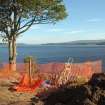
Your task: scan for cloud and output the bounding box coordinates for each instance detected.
[46,28,63,32]
[65,30,85,34]
[30,25,40,30]
[87,18,102,22]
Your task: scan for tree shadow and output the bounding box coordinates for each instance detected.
[31,73,105,105]
[31,83,89,105]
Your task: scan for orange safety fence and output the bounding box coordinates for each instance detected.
[38,60,102,85]
[13,73,43,92]
[0,60,102,73]
[0,60,102,92]
[0,61,102,79]
[0,63,43,92]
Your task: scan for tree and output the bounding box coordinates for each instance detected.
[0,0,67,71]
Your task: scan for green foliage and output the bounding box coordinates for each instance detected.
[24,56,35,63]
[17,0,67,21]
[0,0,67,39]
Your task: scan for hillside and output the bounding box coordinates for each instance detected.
[1,40,105,46]
[43,40,105,46]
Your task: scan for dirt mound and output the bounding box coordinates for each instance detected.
[33,73,105,105]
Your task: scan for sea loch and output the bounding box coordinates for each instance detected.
[1,45,105,67]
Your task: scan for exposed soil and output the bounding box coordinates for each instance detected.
[33,73,105,105]
[0,78,35,105]
[0,73,105,105]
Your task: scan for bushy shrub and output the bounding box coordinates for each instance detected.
[24,56,34,63]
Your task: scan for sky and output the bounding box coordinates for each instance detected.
[17,0,105,44]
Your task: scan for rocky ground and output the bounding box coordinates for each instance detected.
[34,73,105,105]
[0,73,105,105]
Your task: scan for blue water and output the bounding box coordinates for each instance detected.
[0,45,105,68]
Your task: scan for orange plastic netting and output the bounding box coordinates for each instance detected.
[13,73,43,92]
[0,60,102,92]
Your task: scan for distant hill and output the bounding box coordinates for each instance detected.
[43,40,105,45]
[1,40,105,46]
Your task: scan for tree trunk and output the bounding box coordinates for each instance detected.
[8,37,17,71]
[12,36,16,71]
[8,40,13,64]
